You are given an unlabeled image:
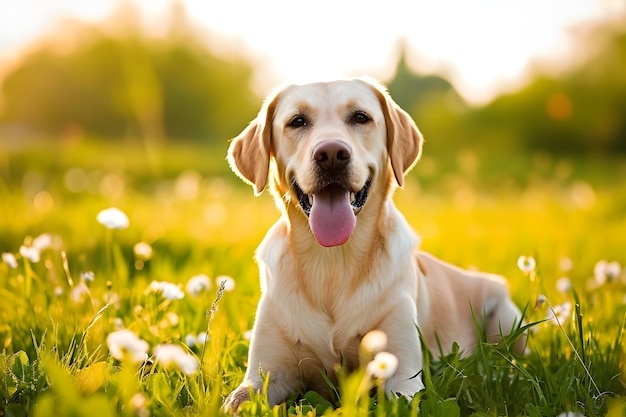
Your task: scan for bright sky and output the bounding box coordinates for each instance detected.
[0,0,624,104]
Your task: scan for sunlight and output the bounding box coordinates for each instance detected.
[1,0,622,103]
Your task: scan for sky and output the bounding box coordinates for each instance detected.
[0,0,624,105]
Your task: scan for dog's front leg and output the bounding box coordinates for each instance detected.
[377,296,425,399]
[223,299,301,414]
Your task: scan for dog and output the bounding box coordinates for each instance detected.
[223,77,525,413]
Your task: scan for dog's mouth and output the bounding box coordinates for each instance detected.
[292,177,372,247]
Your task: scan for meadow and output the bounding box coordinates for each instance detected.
[1,138,625,416]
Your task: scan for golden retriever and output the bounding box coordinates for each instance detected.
[223,77,525,413]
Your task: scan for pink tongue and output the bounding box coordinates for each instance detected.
[309,184,356,247]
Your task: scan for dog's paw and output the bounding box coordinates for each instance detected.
[222,387,251,415]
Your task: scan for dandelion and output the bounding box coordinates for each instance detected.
[2,252,17,268]
[81,271,95,283]
[216,275,236,292]
[547,301,572,326]
[133,242,153,261]
[106,329,149,364]
[154,344,199,376]
[19,245,40,263]
[97,207,129,229]
[186,274,212,296]
[361,330,388,354]
[32,233,54,251]
[555,277,572,293]
[594,260,621,285]
[147,280,184,300]
[517,256,536,274]
[113,317,124,330]
[366,351,399,380]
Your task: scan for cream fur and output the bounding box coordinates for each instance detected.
[223,78,525,413]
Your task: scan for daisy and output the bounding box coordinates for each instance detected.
[366,351,399,380]
[186,274,212,296]
[106,329,149,364]
[133,242,153,261]
[97,207,129,229]
[594,260,621,285]
[147,280,184,300]
[154,344,199,376]
[19,245,40,263]
[2,252,17,269]
[517,256,536,274]
[547,301,572,326]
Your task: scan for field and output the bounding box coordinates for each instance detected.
[1,138,625,416]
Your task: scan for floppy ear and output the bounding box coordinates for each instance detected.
[227,93,279,195]
[370,81,423,187]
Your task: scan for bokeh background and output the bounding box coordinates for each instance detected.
[1,0,625,279]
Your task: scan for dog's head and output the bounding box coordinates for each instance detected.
[228,77,423,247]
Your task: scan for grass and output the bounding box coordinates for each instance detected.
[1,138,625,416]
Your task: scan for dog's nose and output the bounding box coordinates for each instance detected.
[312,140,351,170]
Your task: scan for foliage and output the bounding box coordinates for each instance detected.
[1,139,626,415]
[0,4,258,141]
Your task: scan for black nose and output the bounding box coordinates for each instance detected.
[312,140,351,171]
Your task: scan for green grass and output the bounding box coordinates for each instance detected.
[1,139,625,416]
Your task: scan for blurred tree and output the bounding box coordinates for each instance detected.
[0,3,259,143]
[473,18,626,154]
[386,18,626,155]
[386,48,470,154]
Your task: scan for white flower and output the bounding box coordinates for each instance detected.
[106,329,149,363]
[555,277,572,293]
[517,256,536,274]
[133,242,153,261]
[186,274,212,296]
[361,330,388,354]
[547,301,572,326]
[147,280,184,300]
[97,207,129,229]
[185,332,208,348]
[216,275,236,292]
[243,330,253,341]
[19,245,40,263]
[594,260,621,285]
[2,252,17,268]
[154,344,199,375]
[366,351,399,380]
[32,233,54,251]
[81,271,95,282]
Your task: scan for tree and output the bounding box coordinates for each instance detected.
[0,4,259,143]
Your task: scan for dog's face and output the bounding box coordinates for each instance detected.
[228,78,423,247]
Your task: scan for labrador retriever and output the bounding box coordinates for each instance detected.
[223,77,525,413]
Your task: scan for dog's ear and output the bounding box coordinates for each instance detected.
[227,92,280,195]
[369,81,423,187]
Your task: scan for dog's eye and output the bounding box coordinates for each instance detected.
[350,111,371,125]
[287,115,308,129]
